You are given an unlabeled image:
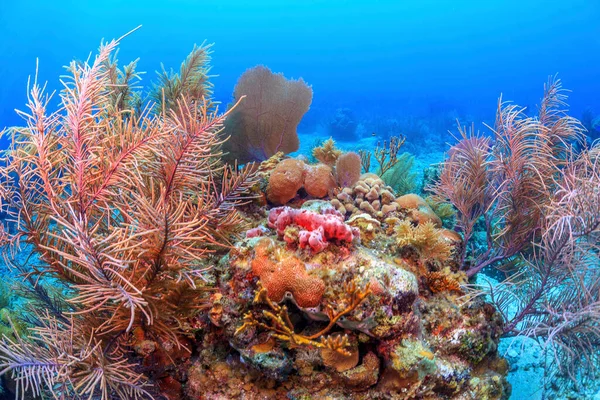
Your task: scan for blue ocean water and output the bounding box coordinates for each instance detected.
[1,1,599,141]
[1,2,600,399]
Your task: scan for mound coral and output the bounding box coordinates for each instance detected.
[266,158,306,205]
[304,163,336,198]
[266,158,336,205]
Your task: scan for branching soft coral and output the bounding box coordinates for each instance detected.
[433,78,584,277]
[152,42,214,113]
[103,49,143,116]
[395,220,452,265]
[0,33,256,399]
[489,147,600,384]
[435,77,597,387]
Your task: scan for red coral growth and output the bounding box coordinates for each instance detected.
[267,206,359,252]
[251,238,325,307]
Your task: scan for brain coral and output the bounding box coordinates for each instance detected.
[251,238,325,307]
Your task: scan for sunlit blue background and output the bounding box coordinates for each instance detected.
[1,0,599,140]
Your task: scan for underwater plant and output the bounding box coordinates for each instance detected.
[0,33,256,399]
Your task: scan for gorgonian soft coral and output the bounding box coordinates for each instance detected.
[433,77,584,277]
[0,31,256,399]
[434,77,600,387]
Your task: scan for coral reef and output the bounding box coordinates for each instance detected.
[209,196,509,399]
[0,31,514,400]
[328,107,358,140]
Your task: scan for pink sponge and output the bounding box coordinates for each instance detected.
[268,206,359,252]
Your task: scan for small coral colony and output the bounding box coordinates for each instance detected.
[0,29,598,400]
